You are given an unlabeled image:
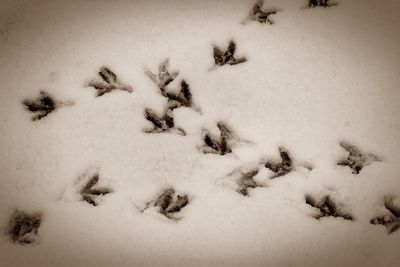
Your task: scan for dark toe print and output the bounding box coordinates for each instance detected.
[264,147,293,178]
[370,197,400,234]
[87,67,133,97]
[8,210,41,245]
[165,80,194,110]
[337,141,381,174]
[308,0,337,8]
[201,122,238,155]
[146,59,179,93]
[144,108,186,135]
[146,60,200,113]
[145,188,190,220]
[23,91,57,121]
[236,169,263,196]
[305,195,353,220]
[246,0,279,24]
[80,173,112,206]
[213,40,247,67]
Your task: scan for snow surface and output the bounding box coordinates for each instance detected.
[0,0,399,266]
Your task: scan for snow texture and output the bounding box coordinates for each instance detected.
[0,0,400,266]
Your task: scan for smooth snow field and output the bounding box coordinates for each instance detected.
[0,0,399,266]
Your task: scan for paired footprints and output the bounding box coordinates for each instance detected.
[228,146,299,196]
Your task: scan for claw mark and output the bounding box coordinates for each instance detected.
[308,0,337,8]
[87,67,133,97]
[8,210,41,245]
[264,147,293,178]
[236,169,263,196]
[80,174,112,206]
[213,40,247,67]
[305,195,353,220]
[201,122,239,155]
[145,59,179,94]
[370,197,400,234]
[337,141,381,174]
[244,0,280,25]
[144,108,186,135]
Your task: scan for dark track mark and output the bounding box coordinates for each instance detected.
[305,195,353,220]
[150,188,189,220]
[146,60,200,113]
[87,67,133,97]
[80,173,112,206]
[236,169,263,196]
[213,40,247,67]
[165,80,194,110]
[23,91,57,121]
[245,0,279,24]
[8,210,41,245]
[264,147,293,178]
[337,141,381,174]
[201,122,238,155]
[146,59,179,94]
[144,108,185,135]
[308,0,337,8]
[370,197,400,234]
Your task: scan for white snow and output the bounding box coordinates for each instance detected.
[0,0,399,266]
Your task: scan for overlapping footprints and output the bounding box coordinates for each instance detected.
[144,59,200,135]
[14,0,397,246]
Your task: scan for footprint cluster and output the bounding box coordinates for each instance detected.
[11,0,397,246]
